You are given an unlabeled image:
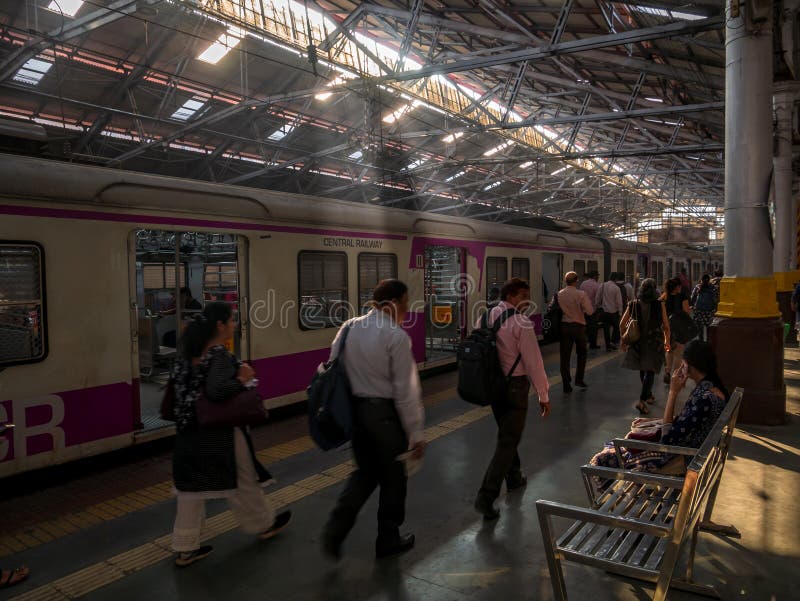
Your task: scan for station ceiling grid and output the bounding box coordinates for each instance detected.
[0,0,730,240]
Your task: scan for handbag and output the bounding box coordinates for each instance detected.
[195,387,266,428]
[669,311,698,344]
[159,378,176,421]
[622,301,641,345]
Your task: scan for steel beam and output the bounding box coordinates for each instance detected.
[379,16,723,82]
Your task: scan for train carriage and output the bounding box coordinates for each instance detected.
[0,155,720,477]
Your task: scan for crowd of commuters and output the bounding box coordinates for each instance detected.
[67,266,720,575]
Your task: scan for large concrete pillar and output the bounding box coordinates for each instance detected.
[711,0,786,425]
[773,83,800,333]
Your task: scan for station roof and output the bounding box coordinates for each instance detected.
[0,0,731,239]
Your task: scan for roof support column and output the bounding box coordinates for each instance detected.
[713,1,785,425]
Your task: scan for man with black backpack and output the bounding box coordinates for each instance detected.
[472,278,550,521]
[321,279,425,560]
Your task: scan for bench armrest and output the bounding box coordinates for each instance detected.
[536,499,671,538]
[581,464,685,487]
[612,438,697,465]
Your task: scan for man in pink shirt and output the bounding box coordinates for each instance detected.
[558,272,594,393]
[579,270,601,349]
[474,278,550,520]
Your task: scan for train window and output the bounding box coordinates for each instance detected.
[511,258,530,282]
[299,251,349,330]
[573,260,586,279]
[587,260,599,276]
[616,259,625,275]
[358,253,398,311]
[486,257,508,300]
[142,263,187,290]
[0,242,47,366]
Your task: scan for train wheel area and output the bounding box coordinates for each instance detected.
[0,347,798,601]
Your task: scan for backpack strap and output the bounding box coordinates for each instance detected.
[335,323,352,358]
[491,307,517,334]
[507,353,523,378]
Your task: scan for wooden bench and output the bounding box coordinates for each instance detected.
[536,387,743,601]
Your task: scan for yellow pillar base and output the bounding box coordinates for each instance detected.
[774,271,800,293]
[716,277,780,318]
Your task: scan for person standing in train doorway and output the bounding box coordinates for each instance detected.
[579,270,601,349]
[322,279,426,560]
[595,273,623,351]
[474,278,550,520]
[557,272,594,393]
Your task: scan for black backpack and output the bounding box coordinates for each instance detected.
[457,308,522,406]
[542,293,563,344]
[307,324,354,450]
[616,282,629,305]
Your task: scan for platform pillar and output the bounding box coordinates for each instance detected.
[711,0,786,425]
[773,83,800,338]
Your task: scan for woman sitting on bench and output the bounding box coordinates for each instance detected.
[590,340,729,478]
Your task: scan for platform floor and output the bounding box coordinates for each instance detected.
[1,344,798,601]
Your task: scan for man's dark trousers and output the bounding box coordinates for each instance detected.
[476,377,530,503]
[323,397,408,548]
[586,313,599,347]
[559,322,588,384]
[600,311,619,349]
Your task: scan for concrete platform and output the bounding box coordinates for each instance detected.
[2,345,798,601]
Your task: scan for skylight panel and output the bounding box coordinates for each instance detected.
[628,5,706,21]
[483,140,514,156]
[170,97,206,122]
[198,28,243,64]
[383,100,421,124]
[267,123,296,141]
[47,0,83,16]
[442,132,464,143]
[12,58,53,86]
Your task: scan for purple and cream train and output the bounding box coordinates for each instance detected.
[0,154,721,477]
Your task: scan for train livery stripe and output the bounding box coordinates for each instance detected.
[0,204,407,240]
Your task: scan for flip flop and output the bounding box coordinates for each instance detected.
[635,401,650,415]
[175,545,213,567]
[0,567,29,589]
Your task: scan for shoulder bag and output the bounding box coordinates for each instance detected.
[621,301,641,345]
[196,385,266,429]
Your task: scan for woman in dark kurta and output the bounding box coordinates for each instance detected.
[619,278,670,414]
[590,340,729,479]
[170,302,291,566]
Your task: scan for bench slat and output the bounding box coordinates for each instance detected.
[557,480,639,549]
[610,487,681,565]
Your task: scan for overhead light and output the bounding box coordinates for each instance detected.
[405,158,426,170]
[442,132,464,143]
[47,0,83,16]
[347,150,363,161]
[573,177,585,184]
[551,166,568,175]
[445,170,466,182]
[198,28,244,64]
[519,161,533,169]
[484,181,501,191]
[12,57,53,86]
[645,97,665,103]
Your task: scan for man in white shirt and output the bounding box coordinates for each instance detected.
[595,273,623,351]
[322,279,426,560]
[579,270,601,349]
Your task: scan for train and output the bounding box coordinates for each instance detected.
[0,154,721,477]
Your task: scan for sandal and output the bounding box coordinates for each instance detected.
[175,545,213,567]
[0,566,29,589]
[258,510,292,541]
[645,396,655,404]
[635,401,649,414]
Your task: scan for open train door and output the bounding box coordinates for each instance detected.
[541,252,563,308]
[127,230,248,437]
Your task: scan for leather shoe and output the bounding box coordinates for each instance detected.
[506,475,527,491]
[375,533,415,559]
[575,380,588,388]
[563,384,573,394]
[474,496,500,520]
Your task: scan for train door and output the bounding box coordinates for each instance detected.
[637,254,649,290]
[129,230,247,433]
[541,252,563,308]
[423,245,464,363]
